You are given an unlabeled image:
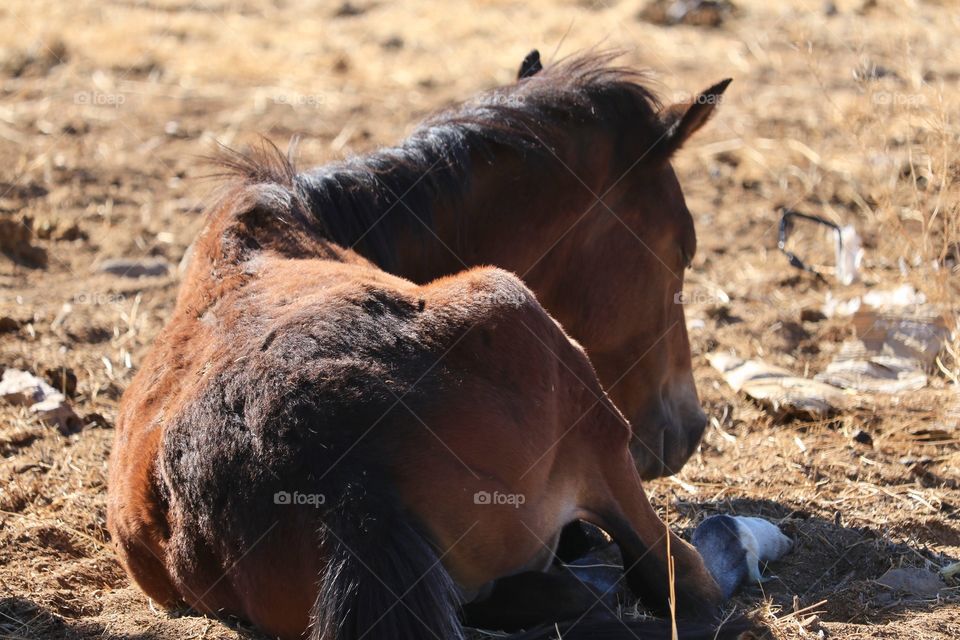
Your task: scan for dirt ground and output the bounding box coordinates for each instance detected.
[1,0,958,638]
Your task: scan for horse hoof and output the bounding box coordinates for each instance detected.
[691,515,792,599]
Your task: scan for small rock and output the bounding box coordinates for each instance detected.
[83,412,111,429]
[0,368,80,432]
[2,38,68,78]
[34,218,56,239]
[854,61,899,82]
[35,218,86,241]
[0,217,47,268]
[800,308,826,322]
[54,221,85,241]
[0,316,20,333]
[0,368,49,405]
[638,0,736,28]
[333,1,365,17]
[96,257,170,278]
[32,396,79,430]
[938,242,959,270]
[164,121,190,139]
[877,568,945,597]
[61,120,90,136]
[381,36,404,50]
[852,429,873,446]
[705,305,741,325]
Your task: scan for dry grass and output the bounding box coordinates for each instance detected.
[1,0,958,638]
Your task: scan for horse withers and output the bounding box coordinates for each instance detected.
[108,53,739,639]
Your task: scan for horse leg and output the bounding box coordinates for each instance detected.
[582,449,723,619]
[108,429,182,608]
[461,571,598,631]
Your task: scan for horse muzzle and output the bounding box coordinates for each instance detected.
[630,405,708,480]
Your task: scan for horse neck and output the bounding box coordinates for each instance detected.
[389,137,613,285]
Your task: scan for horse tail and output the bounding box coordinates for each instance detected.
[308,477,465,640]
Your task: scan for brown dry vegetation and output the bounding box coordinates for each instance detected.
[1,0,958,638]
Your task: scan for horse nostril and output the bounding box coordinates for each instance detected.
[656,405,708,475]
[628,394,708,478]
[689,410,708,437]
[629,429,666,480]
[683,413,708,457]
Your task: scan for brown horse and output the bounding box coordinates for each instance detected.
[108,53,736,639]
[288,51,729,479]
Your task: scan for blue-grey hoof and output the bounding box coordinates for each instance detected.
[691,515,792,600]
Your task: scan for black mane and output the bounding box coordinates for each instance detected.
[215,51,664,269]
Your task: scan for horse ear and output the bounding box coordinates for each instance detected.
[653,78,731,158]
[518,49,543,79]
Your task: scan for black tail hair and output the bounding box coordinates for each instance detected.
[309,481,464,640]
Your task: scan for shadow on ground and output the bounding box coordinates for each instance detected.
[677,498,960,626]
[0,597,268,640]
